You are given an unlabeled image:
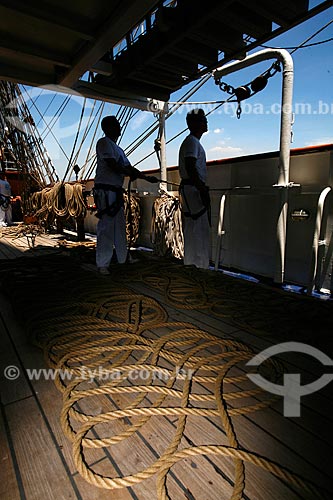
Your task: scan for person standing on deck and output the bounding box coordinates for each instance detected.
[0,172,12,227]
[94,115,158,275]
[179,108,211,269]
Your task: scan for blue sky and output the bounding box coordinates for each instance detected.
[22,2,333,180]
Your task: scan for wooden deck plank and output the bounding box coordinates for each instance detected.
[0,230,63,260]
[128,280,333,406]
[0,312,32,405]
[62,343,313,500]
[0,252,332,499]
[5,397,78,500]
[126,335,331,498]
[0,240,23,259]
[118,286,333,495]
[0,408,21,500]
[73,381,205,499]
[0,295,110,476]
[73,459,134,500]
[170,299,333,438]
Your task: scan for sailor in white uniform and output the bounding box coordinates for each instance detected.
[0,172,12,227]
[179,109,210,269]
[94,116,158,274]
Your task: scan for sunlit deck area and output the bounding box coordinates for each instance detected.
[0,231,332,500]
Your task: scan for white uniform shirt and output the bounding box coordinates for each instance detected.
[95,137,130,187]
[178,134,207,182]
[0,179,11,197]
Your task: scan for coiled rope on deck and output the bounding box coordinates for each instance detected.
[1,256,328,500]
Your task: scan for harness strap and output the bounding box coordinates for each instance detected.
[93,185,124,219]
[0,194,10,210]
[179,181,211,226]
[94,183,122,191]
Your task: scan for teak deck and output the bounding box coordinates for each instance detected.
[0,232,332,500]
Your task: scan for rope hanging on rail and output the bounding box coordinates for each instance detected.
[27,182,87,223]
[151,192,184,260]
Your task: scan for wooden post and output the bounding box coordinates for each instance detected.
[56,218,64,234]
[76,216,85,241]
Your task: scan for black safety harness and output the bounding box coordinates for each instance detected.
[0,194,10,210]
[93,183,124,219]
[179,179,211,226]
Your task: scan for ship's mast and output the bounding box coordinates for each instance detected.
[0,80,59,187]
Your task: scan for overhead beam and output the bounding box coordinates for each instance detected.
[72,80,166,112]
[0,63,53,86]
[0,39,71,68]
[58,0,159,87]
[98,0,238,96]
[192,0,333,83]
[0,0,93,40]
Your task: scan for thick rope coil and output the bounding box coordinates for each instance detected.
[26,181,86,222]
[151,193,184,259]
[124,192,141,245]
[2,256,327,500]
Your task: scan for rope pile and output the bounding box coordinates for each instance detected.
[57,239,96,249]
[124,192,141,245]
[0,221,45,248]
[27,182,87,223]
[151,193,184,259]
[105,259,333,344]
[0,255,328,500]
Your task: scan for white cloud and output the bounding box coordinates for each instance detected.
[213,128,224,134]
[130,112,150,131]
[209,146,242,154]
[304,138,333,146]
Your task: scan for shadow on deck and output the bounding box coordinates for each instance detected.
[0,245,332,500]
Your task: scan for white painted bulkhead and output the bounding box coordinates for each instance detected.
[84,145,333,291]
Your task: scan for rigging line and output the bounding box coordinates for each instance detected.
[83,156,97,181]
[132,96,233,167]
[290,18,333,54]
[40,96,72,140]
[119,108,138,146]
[80,155,96,181]
[62,97,87,182]
[120,107,132,125]
[35,93,57,128]
[21,84,72,140]
[168,99,232,105]
[116,105,127,123]
[69,99,99,171]
[133,75,212,153]
[24,96,70,162]
[167,74,211,114]
[72,101,104,181]
[80,104,106,180]
[124,75,211,156]
[16,85,59,184]
[25,86,44,112]
[126,121,160,157]
[124,117,159,155]
[260,37,333,50]
[79,66,211,174]
[118,107,133,145]
[81,102,105,173]
[39,97,71,139]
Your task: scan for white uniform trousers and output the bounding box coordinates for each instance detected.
[180,185,210,269]
[96,191,127,267]
[0,206,7,227]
